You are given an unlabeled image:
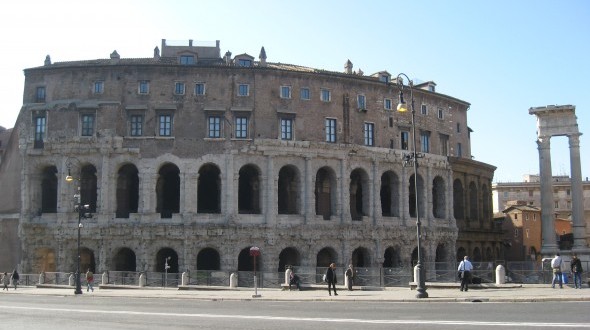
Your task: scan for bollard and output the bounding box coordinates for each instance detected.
[39,272,45,285]
[139,272,146,287]
[496,265,506,285]
[69,273,75,286]
[181,272,188,286]
[285,268,292,285]
[413,265,419,285]
[101,272,107,285]
[229,272,238,288]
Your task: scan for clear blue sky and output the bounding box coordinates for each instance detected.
[1,0,588,182]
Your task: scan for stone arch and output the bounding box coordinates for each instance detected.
[156,163,180,218]
[351,247,371,267]
[316,247,338,267]
[453,179,465,220]
[238,164,261,214]
[456,247,467,262]
[432,176,446,219]
[34,247,56,272]
[472,247,482,262]
[156,248,179,273]
[380,171,400,217]
[350,168,370,221]
[80,164,98,212]
[481,183,490,218]
[237,247,260,271]
[278,247,301,272]
[116,163,139,218]
[469,181,478,221]
[197,247,220,270]
[41,166,58,213]
[435,244,449,275]
[113,247,136,271]
[80,247,96,273]
[411,247,426,268]
[315,166,337,220]
[198,163,221,213]
[485,246,494,261]
[409,174,425,218]
[278,165,300,215]
[382,246,401,268]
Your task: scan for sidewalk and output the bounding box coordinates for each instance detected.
[3,284,590,302]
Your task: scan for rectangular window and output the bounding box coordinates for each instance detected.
[421,131,430,153]
[94,81,104,94]
[130,115,143,136]
[357,95,366,109]
[159,114,172,136]
[208,116,221,138]
[280,86,292,99]
[34,115,46,148]
[36,87,46,102]
[81,114,95,137]
[439,134,449,156]
[280,118,293,140]
[195,83,206,95]
[174,82,185,95]
[514,229,518,237]
[529,190,534,197]
[567,189,571,196]
[401,131,409,150]
[364,122,374,146]
[235,117,248,138]
[180,55,194,65]
[526,229,530,238]
[421,104,428,115]
[457,143,462,157]
[238,59,252,67]
[238,84,249,96]
[457,122,461,133]
[437,107,444,119]
[554,201,559,209]
[138,81,149,94]
[300,88,310,100]
[321,89,331,102]
[325,118,336,143]
[384,98,392,110]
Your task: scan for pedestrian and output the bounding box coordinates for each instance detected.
[345,264,354,291]
[457,256,473,292]
[551,253,563,289]
[86,269,94,292]
[1,272,9,291]
[325,263,338,296]
[570,254,583,289]
[10,269,19,290]
[289,271,301,291]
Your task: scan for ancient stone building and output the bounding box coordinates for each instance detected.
[1,39,498,276]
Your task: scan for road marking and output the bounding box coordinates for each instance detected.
[2,305,589,328]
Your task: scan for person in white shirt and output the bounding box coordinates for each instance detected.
[550,253,563,289]
[457,256,473,292]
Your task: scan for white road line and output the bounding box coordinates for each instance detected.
[2,305,589,328]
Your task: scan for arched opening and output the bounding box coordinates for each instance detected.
[482,184,490,217]
[315,167,336,220]
[197,248,220,270]
[116,163,139,218]
[411,247,426,268]
[198,164,221,214]
[238,165,261,214]
[485,247,494,261]
[156,163,180,218]
[380,171,400,217]
[469,181,478,221]
[278,165,300,215]
[383,247,401,268]
[435,244,448,276]
[238,247,260,271]
[80,164,98,212]
[349,168,368,221]
[113,248,136,271]
[432,176,446,219]
[456,247,467,262]
[278,247,300,272]
[316,247,337,268]
[80,247,96,273]
[41,166,58,213]
[409,174,425,218]
[453,179,465,220]
[34,248,56,273]
[351,247,371,267]
[156,248,179,273]
[472,247,482,263]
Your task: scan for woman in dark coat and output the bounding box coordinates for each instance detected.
[325,263,338,296]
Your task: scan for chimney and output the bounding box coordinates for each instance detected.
[44,55,51,66]
[153,46,160,60]
[259,47,267,67]
[345,59,353,74]
[224,51,232,65]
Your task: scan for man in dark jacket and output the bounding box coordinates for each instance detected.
[325,263,338,296]
[570,255,583,289]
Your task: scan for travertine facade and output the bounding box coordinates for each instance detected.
[1,39,498,275]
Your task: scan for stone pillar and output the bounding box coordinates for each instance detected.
[224,154,235,218]
[304,157,313,223]
[339,158,347,224]
[538,136,558,253]
[371,159,378,225]
[569,134,587,249]
[184,172,198,214]
[265,155,275,224]
[100,155,110,213]
[400,165,409,226]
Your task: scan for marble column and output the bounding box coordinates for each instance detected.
[538,136,558,253]
[569,134,587,249]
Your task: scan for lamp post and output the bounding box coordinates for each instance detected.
[65,160,92,295]
[396,73,428,299]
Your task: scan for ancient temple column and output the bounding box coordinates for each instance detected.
[569,133,586,249]
[537,136,558,253]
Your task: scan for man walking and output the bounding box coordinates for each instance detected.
[551,253,563,289]
[86,269,94,292]
[325,263,338,296]
[570,254,583,289]
[457,256,473,292]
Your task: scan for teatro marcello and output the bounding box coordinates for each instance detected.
[0,39,499,276]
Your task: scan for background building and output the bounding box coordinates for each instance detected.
[0,39,497,279]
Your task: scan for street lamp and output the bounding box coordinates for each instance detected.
[396,73,428,299]
[65,159,92,295]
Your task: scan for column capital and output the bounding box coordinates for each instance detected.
[536,136,551,149]
[568,133,582,147]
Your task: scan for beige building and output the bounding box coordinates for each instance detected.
[0,39,498,277]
